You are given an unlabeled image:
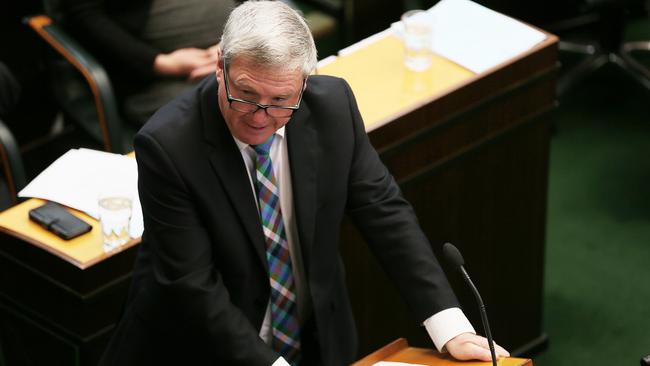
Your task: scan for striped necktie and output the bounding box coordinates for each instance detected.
[252,135,301,364]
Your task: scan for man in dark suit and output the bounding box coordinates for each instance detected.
[99,1,509,365]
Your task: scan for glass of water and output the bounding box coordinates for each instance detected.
[401,9,433,72]
[98,191,132,252]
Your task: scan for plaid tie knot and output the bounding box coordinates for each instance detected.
[252,134,274,157]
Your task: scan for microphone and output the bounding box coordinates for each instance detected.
[443,242,498,366]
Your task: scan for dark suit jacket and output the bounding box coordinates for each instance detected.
[99,74,460,366]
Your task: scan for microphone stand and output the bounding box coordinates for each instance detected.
[459,265,498,366]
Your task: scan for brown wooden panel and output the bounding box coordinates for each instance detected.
[0,232,137,366]
[341,35,557,358]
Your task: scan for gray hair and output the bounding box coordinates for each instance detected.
[220,1,318,77]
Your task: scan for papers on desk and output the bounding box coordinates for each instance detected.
[18,148,143,238]
[391,0,547,74]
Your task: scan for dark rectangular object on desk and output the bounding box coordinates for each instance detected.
[28,201,92,240]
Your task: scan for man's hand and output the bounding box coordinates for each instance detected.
[445,332,510,362]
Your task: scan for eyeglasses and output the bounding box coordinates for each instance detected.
[222,60,306,118]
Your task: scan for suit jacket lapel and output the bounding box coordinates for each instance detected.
[200,76,268,271]
[287,103,318,272]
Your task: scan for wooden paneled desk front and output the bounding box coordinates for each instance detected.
[319,30,557,356]
[0,199,140,365]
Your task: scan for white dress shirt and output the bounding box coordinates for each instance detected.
[232,129,475,366]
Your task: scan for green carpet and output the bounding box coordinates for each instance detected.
[534,55,650,364]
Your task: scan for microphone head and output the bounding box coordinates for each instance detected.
[443,242,465,268]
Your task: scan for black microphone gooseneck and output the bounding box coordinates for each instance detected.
[443,242,497,366]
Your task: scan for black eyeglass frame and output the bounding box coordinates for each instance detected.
[222,59,307,118]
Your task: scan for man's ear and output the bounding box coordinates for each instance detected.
[216,45,224,67]
[216,55,225,79]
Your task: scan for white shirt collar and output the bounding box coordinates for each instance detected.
[232,126,286,152]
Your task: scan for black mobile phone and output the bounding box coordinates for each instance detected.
[29,202,92,240]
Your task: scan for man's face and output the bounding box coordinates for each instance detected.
[216,56,305,146]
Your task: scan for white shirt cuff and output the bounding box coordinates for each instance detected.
[271,356,290,366]
[423,307,475,352]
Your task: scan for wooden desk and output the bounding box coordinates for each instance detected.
[0,28,556,365]
[352,338,532,366]
[320,31,557,356]
[0,199,140,365]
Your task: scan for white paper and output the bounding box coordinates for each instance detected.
[18,148,144,238]
[373,362,426,366]
[392,0,547,74]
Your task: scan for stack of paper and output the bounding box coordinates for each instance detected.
[391,0,547,74]
[18,148,143,238]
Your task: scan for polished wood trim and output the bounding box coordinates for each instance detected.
[0,222,138,270]
[0,140,18,203]
[373,63,557,158]
[0,198,141,270]
[351,338,409,366]
[367,34,559,132]
[352,338,533,366]
[27,15,113,152]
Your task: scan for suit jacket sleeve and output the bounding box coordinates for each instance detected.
[340,79,460,323]
[134,131,278,365]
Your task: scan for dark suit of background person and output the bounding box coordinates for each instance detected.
[61,0,235,125]
[98,71,464,366]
